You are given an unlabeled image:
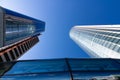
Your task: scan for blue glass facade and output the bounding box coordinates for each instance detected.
[0,7,45,62]
[0,58,120,80]
[0,7,45,46]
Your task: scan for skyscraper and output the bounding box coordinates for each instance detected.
[0,7,45,62]
[70,25,120,58]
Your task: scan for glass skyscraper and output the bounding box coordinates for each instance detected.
[70,25,120,58]
[0,7,45,62]
[0,58,120,80]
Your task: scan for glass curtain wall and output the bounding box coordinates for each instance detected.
[5,15,35,45]
[70,25,120,58]
[0,7,45,47]
[0,58,120,80]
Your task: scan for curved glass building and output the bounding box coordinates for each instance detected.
[70,25,120,58]
[0,7,45,62]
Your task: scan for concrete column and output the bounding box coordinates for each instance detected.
[19,45,24,54]
[1,55,6,62]
[12,49,17,59]
[16,47,21,56]
[0,7,4,47]
[7,52,13,61]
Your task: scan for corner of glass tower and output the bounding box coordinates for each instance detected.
[0,6,45,62]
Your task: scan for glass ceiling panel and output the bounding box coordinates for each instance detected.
[68,59,120,71]
[4,59,68,75]
[0,58,120,80]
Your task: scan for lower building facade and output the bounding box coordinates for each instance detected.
[0,36,39,62]
[0,58,120,80]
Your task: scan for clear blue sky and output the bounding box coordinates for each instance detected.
[1,0,120,60]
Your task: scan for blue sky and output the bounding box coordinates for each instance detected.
[1,0,120,60]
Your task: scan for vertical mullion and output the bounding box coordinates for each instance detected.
[65,58,74,80]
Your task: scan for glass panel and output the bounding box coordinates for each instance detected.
[0,59,70,80]
[4,59,68,74]
[72,71,120,80]
[68,59,120,71]
[2,72,70,80]
[4,14,45,45]
[5,20,35,42]
[69,59,120,79]
[0,59,120,79]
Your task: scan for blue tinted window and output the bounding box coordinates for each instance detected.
[5,59,68,75]
[0,59,120,80]
[5,13,45,46]
[68,59,120,71]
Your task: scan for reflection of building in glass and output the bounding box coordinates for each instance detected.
[70,25,120,58]
[0,7,45,62]
[0,58,120,80]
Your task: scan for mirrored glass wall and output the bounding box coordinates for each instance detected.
[5,14,35,45]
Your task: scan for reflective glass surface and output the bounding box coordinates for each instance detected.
[0,58,120,80]
[5,20,35,42]
[70,26,120,58]
[5,14,44,45]
[2,8,45,46]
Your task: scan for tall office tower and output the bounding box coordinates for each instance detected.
[0,58,120,80]
[70,25,120,58]
[0,7,45,62]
